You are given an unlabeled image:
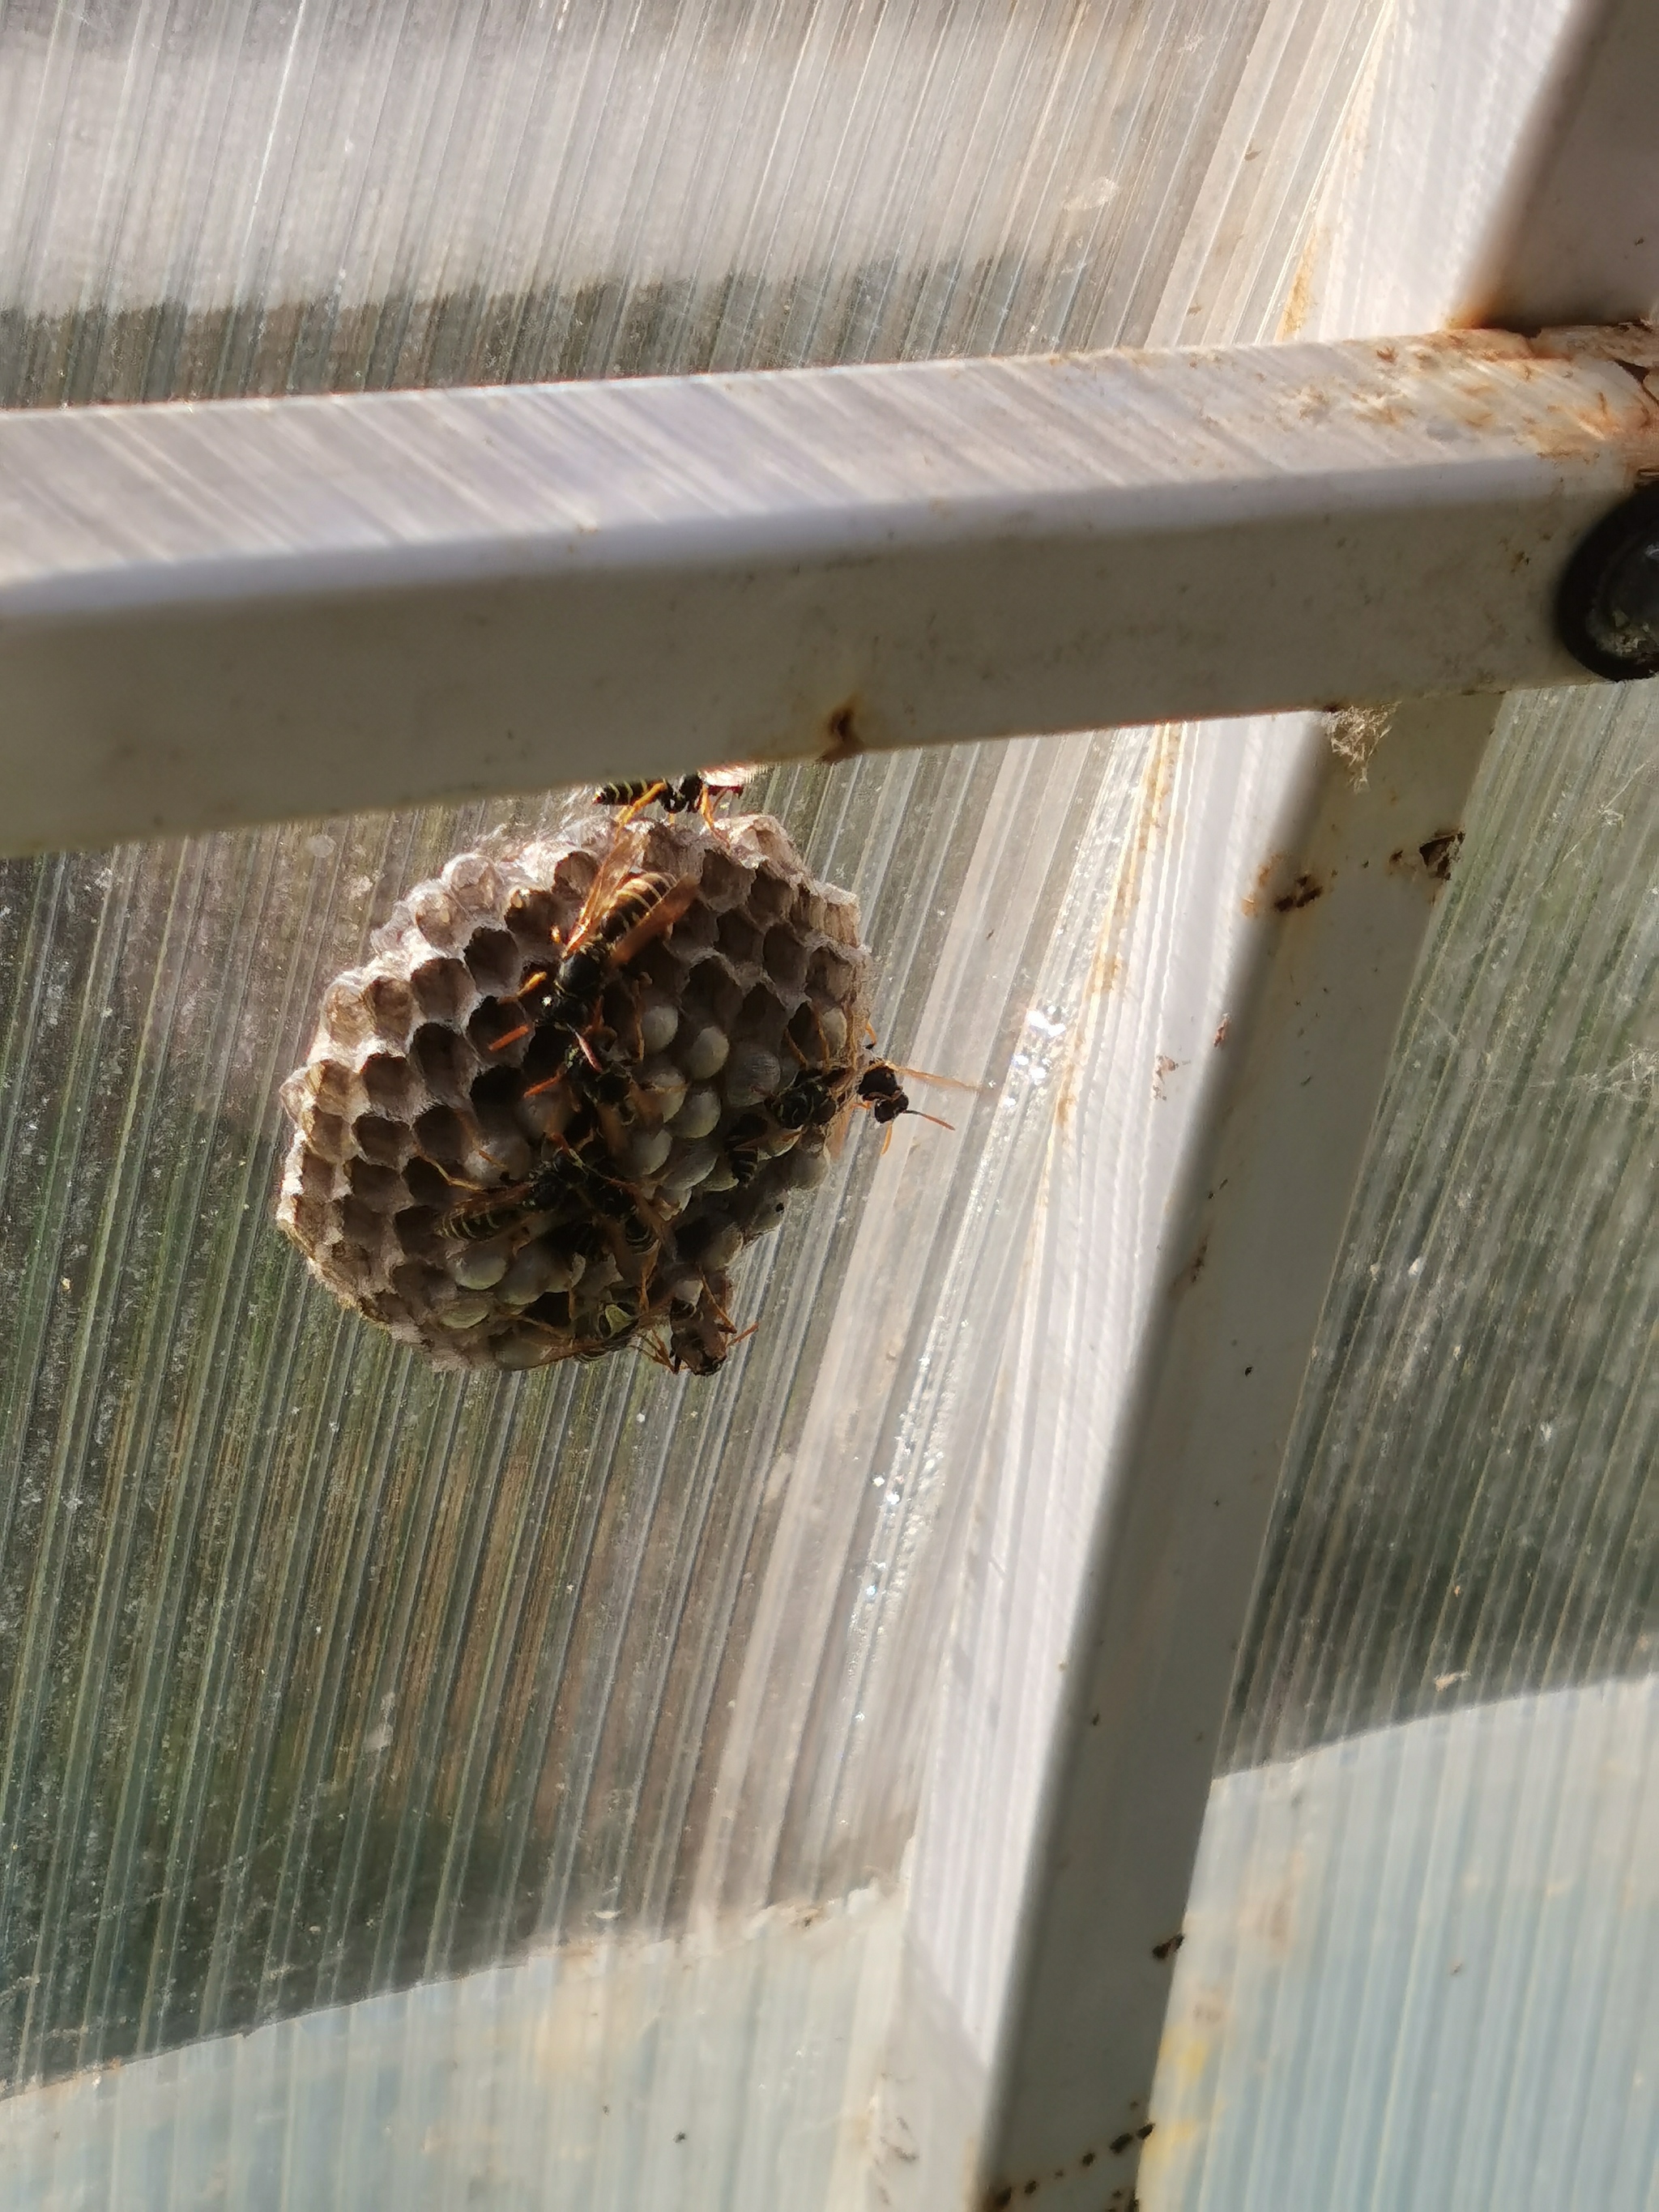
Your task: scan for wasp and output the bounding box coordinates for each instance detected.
[593,776,702,817]
[442,1164,568,1241]
[532,871,676,1032]
[663,1315,730,1376]
[773,1068,847,1133]
[855,1060,957,1132]
[592,763,752,825]
[646,1283,755,1376]
[496,860,693,1068]
[440,1106,639,1246]
[719,1110,770,1187]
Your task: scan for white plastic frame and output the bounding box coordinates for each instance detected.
[0,330,1653,856]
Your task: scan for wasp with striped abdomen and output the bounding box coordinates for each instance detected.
[493,856,693,1072]
[592,764,753,825]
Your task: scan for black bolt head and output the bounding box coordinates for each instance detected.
[1557,484,1659,680]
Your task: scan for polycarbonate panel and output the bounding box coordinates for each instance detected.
[2,1885,910,2208]
[1149,1677,1656,2212]
[0,0,1387,405]
[1227,677,1658,1767]
[1143,680,1659,2209]
[0,738,1126,2082]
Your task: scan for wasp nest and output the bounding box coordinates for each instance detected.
[276,809,875,1375]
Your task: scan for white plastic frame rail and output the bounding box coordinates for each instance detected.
[0,327,1655,857]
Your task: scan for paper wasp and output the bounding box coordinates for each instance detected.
[443,1166,567,1242]
[855,1062,956,1130]
[591,763,752,825]
[493,839,694,1078]
[440,1113,655,1248]
[777,1038,958,1149]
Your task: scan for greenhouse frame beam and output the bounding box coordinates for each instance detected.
[0,328,1653,856]
[963,693,1500,2212]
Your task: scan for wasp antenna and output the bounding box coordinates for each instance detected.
[885,1063,979,1093]
[490,1021,532,1052]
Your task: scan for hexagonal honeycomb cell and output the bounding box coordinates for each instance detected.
[276,809,877,1375]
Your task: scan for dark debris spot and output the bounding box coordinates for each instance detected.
[1137,2124,1155,2141]
[822,699,864,763]
[1151,1933,1185,1961]
[1418,829,1465,880]
[1174,1237,1207,1290]
[1272,872,1324,912]
[1111,2133,1135,2155]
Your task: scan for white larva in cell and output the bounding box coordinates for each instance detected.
[516,1086,574,1143]
[787,1144,831,1190]
[463,1140,527,1187]
[638,999,680,1054]
[697,1223,744,1274]
[451,1244,511,1290]
[437,1293,495,1330]
[676,1087,722,1141]
[637,1057,687,1120]
[723,1042,781,1109]
[816,1006,849,1061]
[680,1025,730,1081]
[659,1139,719,1194]
[621,1127,673,1180]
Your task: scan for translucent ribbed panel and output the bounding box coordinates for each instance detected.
[0,0,1388,403]
[1145,683,1659,2209]
[0,739,1137,2095]
[1148,1677,1657,2212]
[1226,680,1658,1768]
[0,1886,907,2210]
